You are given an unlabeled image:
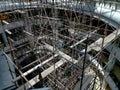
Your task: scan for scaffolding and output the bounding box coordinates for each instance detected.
[0,0,120,90]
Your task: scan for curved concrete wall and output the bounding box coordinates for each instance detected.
[0,1,120,29]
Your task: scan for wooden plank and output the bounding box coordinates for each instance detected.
[16,59,66,90]
[41,59,66,78]
[17,43,78,90]
[44,43,78,63]
[2,20,9,24]
[82,30,120,52]
[12,54,58,82]
[70,30,97,48]
[5,29,12,35]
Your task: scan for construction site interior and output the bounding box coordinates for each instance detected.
[0,0,120,90]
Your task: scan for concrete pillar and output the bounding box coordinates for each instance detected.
[25,20,32,33]
[24,10,32,33]
[2,32,8,46]
[24,18,35,48]
[106,54,116,72]
[0,20,8,48]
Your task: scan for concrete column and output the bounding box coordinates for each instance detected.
[2,32,8,46]
[25,20,32,33]
[0,30,9,50]
[0,20,8,49]
[24,18,35,48]
[106,54,116,72]
[24,10,32,33]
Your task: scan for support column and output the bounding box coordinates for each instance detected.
[2,32,8,47]
[106,54,116,72]
[25,20,32,33]
[24,19,34,48]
